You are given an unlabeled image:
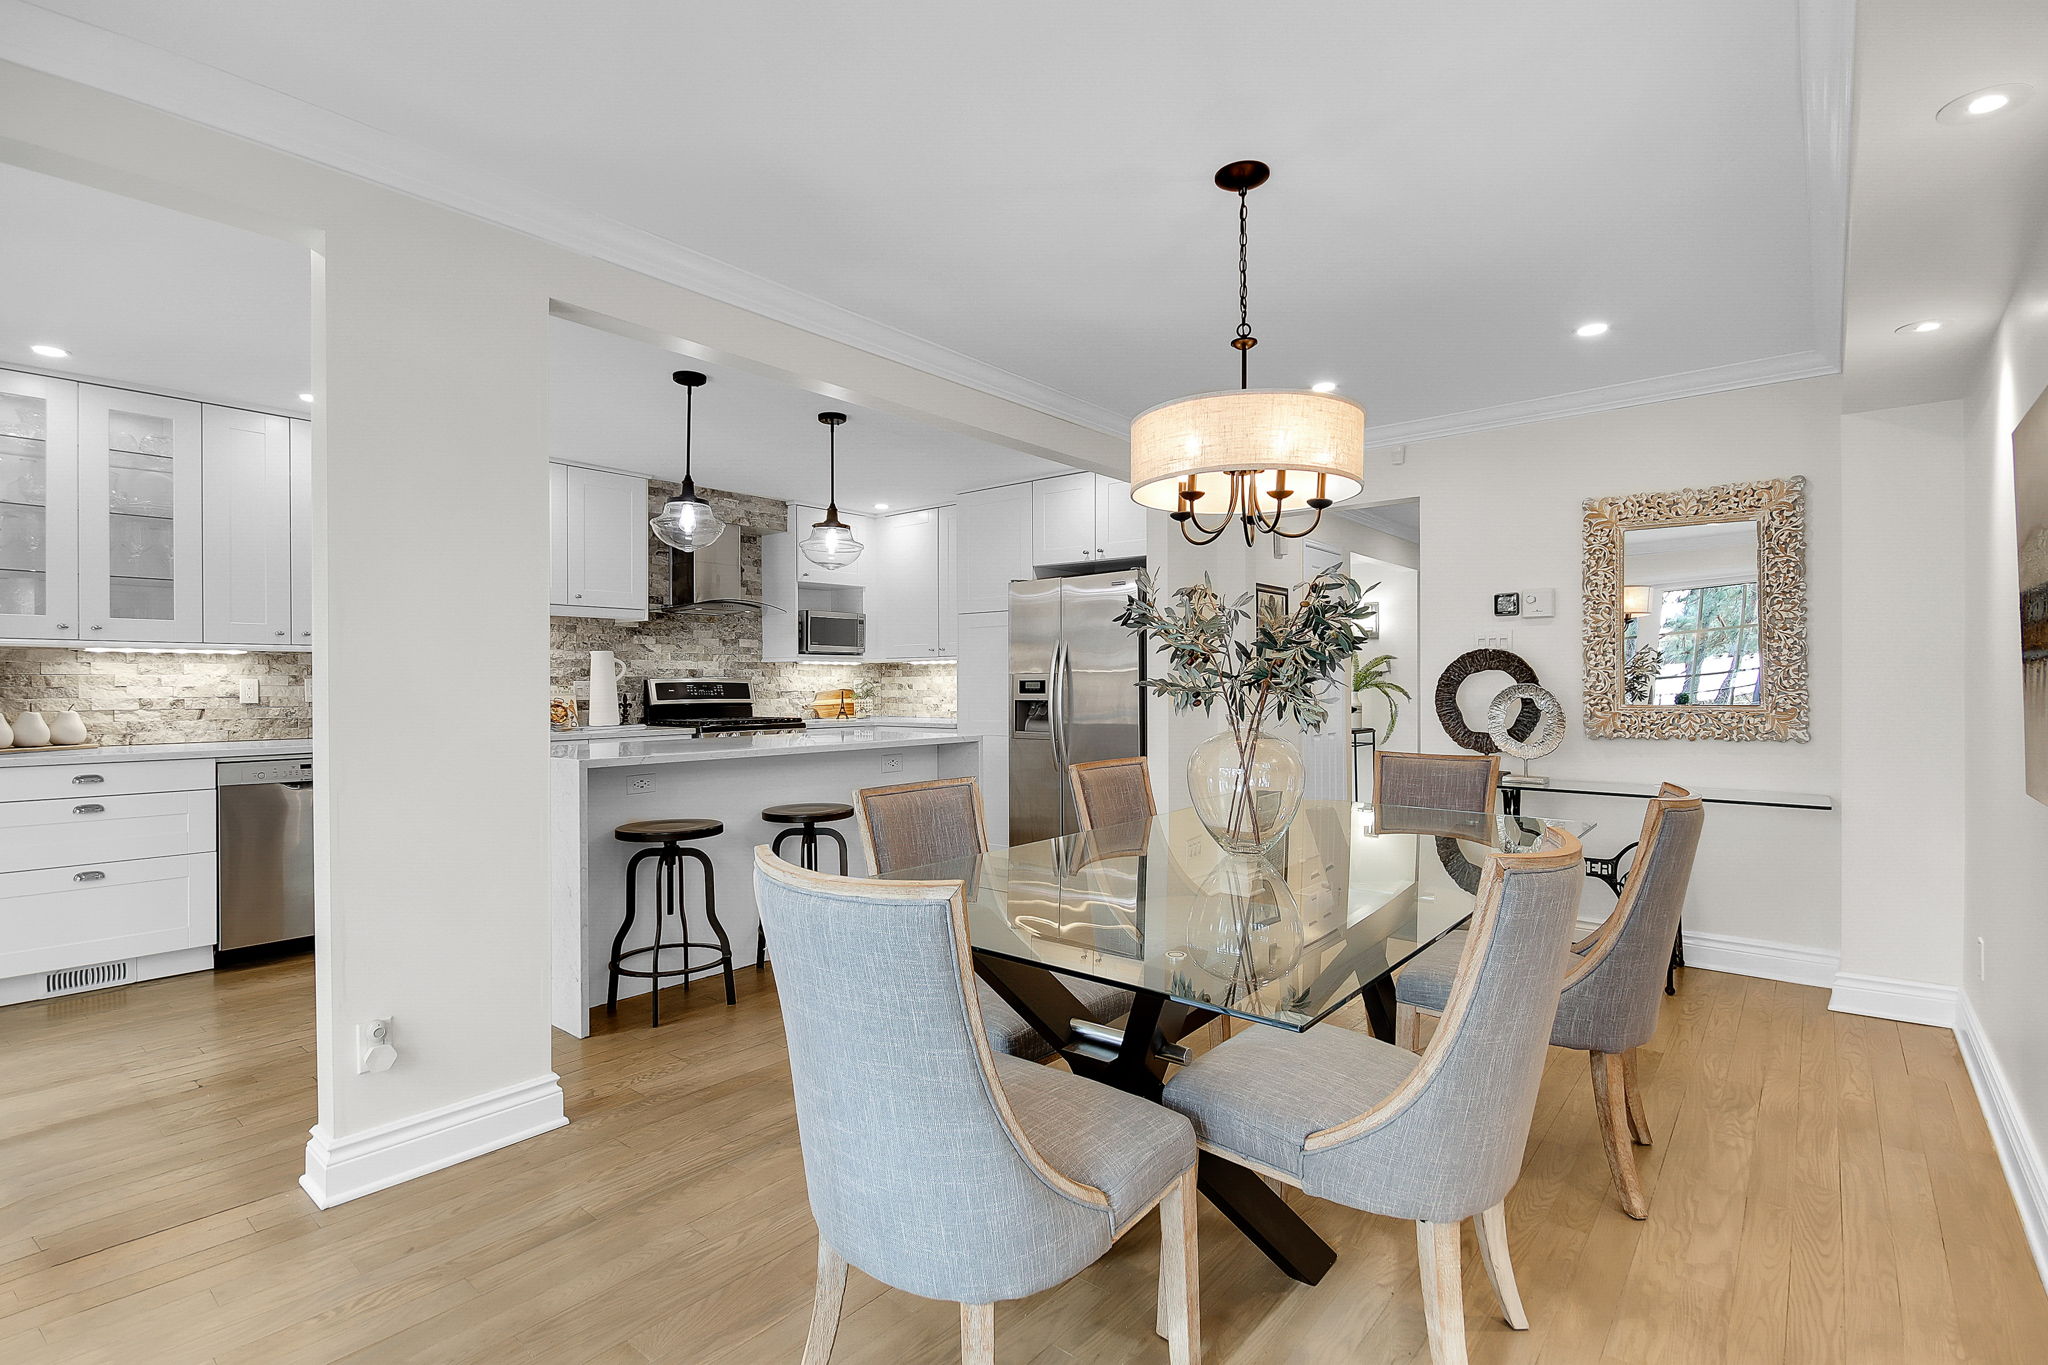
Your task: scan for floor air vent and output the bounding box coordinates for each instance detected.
[46,960,131,995]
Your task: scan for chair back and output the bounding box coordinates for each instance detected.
[1068,757,1155,831]
[1552,784,1705,1054]
[754,850,1113,1301]
[1303,827,1583,1222]
[854,776,987,875]
[1374,749,1500,813]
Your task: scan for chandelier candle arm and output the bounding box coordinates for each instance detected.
[1130,160,1367,546]
[650,370,729,552]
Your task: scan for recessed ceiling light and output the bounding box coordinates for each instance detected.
[1937,83,2033,125]
[1574,322,1610,339]
[873,503,890,511]
[1311,381,1337,394]
[30,344,68,359]
[298,393,315,403]
[1896,320,1943,334]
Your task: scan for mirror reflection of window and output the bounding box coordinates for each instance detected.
[1620,520,1761,707]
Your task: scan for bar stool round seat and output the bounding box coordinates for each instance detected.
[761,801,854,825]
[614,817,723,844]
[606,817,733,1027]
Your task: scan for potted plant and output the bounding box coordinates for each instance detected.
[1349,653,1410,746]
[1118,564,1378,853]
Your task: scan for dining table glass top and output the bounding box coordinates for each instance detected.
[887,799,1594,1032]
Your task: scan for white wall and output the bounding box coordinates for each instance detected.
[1961,217,2048,1276]
[0,60,1124,1203]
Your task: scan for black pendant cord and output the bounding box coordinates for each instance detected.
[680,380,696,497]
[815,412,850,527]
[1234,186,1255,390]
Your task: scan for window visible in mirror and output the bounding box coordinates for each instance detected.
[1623,580,1760,705]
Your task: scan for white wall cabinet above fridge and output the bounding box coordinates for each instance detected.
[548,463,650,621]
[869,505,957,660]
[0,367,312,652]
[1030,472,1146,569]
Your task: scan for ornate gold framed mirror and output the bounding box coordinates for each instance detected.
[1582,476,1809,742]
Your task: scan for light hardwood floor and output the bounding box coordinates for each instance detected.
[2,958,2044,1363]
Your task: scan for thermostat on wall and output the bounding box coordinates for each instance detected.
[1492,592,1521,617]
[1519,589,1556,619]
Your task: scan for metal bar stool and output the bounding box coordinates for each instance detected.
[758,801,853,968]
[608,817,733,1027]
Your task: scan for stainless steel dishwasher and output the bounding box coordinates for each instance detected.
[216,757,315,952]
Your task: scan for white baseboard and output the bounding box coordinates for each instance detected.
[1676,927,1839,988]
[1954,993,2048,1291]
[1828,972,1959,1028]
[300,1073,567,1209]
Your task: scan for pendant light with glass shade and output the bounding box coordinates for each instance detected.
[1129,161,1367,546]
[649,370,728,551]
[799,411,864,570]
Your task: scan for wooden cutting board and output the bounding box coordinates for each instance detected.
[809,689,857,719]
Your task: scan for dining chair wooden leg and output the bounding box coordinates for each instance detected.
[960,1302,996,1365]
[1472,1201,1529,1329]
[1621,1048,1651,1146]
[1416,1219,1468,1365]
[801,1238,848,1365]
[1590,1050,1649,1219]
[1155,1167,1201,1364]
[1395,1002,1421,1052]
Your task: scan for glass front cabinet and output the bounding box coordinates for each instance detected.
[0,368,310,649]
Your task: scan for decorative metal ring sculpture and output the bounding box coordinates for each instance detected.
[1486,684,1566,762]
[1434,649,1539,754]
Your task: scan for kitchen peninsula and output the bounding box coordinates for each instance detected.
[547,724,980,1035]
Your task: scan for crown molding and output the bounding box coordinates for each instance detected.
[0,1,1129,440]
[1,0,1854,455]
[1334,503,1420,543]
[1361,349,1841,450]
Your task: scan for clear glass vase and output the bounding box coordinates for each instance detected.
[1186,729,1305,854]
[1187,855,1306,1006]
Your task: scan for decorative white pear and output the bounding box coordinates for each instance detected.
[11,712,51,747]
[0,713,12,748]
[48,711,88,745]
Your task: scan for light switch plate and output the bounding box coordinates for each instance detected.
[1476,631,1514,650]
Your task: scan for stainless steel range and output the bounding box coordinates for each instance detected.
[643,678,807,737]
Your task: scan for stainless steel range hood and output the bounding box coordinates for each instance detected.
[660,531,780,616]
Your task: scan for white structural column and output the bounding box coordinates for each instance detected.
[301,226,563,1206]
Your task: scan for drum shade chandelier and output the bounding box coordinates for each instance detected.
[649,370,727,552]
[1130,161,1366,546]
[800,411,864,570]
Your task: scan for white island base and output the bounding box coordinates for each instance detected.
[549,726,981,1036]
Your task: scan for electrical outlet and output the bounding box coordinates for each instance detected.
[356,1018,397,1075]
[238,679,262,704]
[884,754,903,772]
[627,775,655,794]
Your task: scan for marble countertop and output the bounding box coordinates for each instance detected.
[802,716,956,729]
[0,738,313,768]
[557,725,980,769]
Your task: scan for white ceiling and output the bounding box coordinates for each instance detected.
[1840,0,2048,412]
[549,318,1065,506]
[13,0,1850,442]
[0,160,312,414]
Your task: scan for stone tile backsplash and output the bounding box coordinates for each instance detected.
[0,648,313,746]
[0,478,952,748]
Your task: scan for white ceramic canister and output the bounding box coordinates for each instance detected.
[11,711,51,747]
[47,710,88,745]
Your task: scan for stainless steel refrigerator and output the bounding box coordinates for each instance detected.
[1009,570,1146,846]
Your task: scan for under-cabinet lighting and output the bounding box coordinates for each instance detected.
[84,647,251,655]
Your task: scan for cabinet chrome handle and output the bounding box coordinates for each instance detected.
[71,774,105,785]
[73,804,105,815]
[275,630,286,637]
[73,870,106,882]
[56,623,71,630]
[90,624,102,631]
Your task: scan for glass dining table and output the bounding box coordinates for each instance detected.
[887,797,1593,1285]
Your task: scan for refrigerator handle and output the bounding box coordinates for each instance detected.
[1049,638,1071,778]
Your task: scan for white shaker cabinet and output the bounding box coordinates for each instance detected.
[936,504,958,655]
[1094,476,1148,560]
[289,418,313,644]
[202,406,294,645]
[955,482,1033,614]
[872,506,958,659]
[550,463,650,620]
[77,386,206,644]
[0,369,80,640]
[1030,472,1147,568]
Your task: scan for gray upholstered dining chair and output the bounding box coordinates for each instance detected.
[1373,749,1501,813]
[1394,784,1704,1219]
[853,776,1135,1060]
[1068,756,1156,831]
[1161,827,1584,1365]
[754,850,1201,1365]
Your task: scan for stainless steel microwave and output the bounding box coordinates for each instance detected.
[799,609,865,655]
